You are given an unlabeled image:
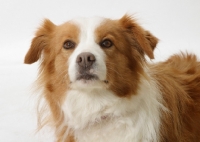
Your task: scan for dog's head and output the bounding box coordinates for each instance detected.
[24,15,158,97]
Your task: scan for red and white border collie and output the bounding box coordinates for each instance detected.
[24,15,200,142]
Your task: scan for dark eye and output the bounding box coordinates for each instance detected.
[63,40,75,49]
[100,39,113,48]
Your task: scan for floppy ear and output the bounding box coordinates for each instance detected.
[24,19,55,64]
[119,15,158,59]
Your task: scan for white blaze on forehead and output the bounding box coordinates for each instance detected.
[71,17,105,47]
[68,17,107,84]
[70,17,106,61]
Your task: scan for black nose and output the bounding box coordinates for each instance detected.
[76,52,96,68]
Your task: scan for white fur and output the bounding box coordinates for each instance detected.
[68,17,107,89]
[62,78,163,142]
[62,17,163,142]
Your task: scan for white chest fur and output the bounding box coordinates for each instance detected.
[62,78,163,142]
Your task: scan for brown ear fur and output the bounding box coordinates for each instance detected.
[24,19,55,64]
[145,30,158,52]
[119,15,158,59]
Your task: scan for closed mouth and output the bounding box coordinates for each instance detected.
[76,73,99,81]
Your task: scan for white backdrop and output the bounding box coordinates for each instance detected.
[0,0,200,141]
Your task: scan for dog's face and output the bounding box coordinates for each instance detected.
[24,15,158,97]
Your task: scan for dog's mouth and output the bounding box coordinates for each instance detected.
[76,73,99,81]
[71,67,108,86]
[75,73,109,85]
[70,73,108,89]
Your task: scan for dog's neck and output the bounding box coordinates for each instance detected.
[61,75,163,142]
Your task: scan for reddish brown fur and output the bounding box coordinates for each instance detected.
[25,15,200,142]
[150,53,200,141]
[25,20,79,141]
[119,15,157,59]
[95,16,157,97]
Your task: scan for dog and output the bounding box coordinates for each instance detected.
[24,15,200,142]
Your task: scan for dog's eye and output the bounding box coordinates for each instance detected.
[63,40,75,49]
[100,39,113,48]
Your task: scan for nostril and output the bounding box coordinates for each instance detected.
[76,56,82,63]
[76,52,96,67]
[88,54,95,62]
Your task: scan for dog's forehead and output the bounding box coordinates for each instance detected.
[69,17,106,38]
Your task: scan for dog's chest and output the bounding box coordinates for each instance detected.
[74,117,143,142]
[62,88,161,142]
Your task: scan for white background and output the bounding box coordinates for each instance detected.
[0,0,200,141]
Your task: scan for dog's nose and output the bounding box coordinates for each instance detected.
[76,52,96,68]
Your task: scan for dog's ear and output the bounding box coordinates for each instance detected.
[119,15,158,59]
[24,19,55,64]
[144,30,158,52]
